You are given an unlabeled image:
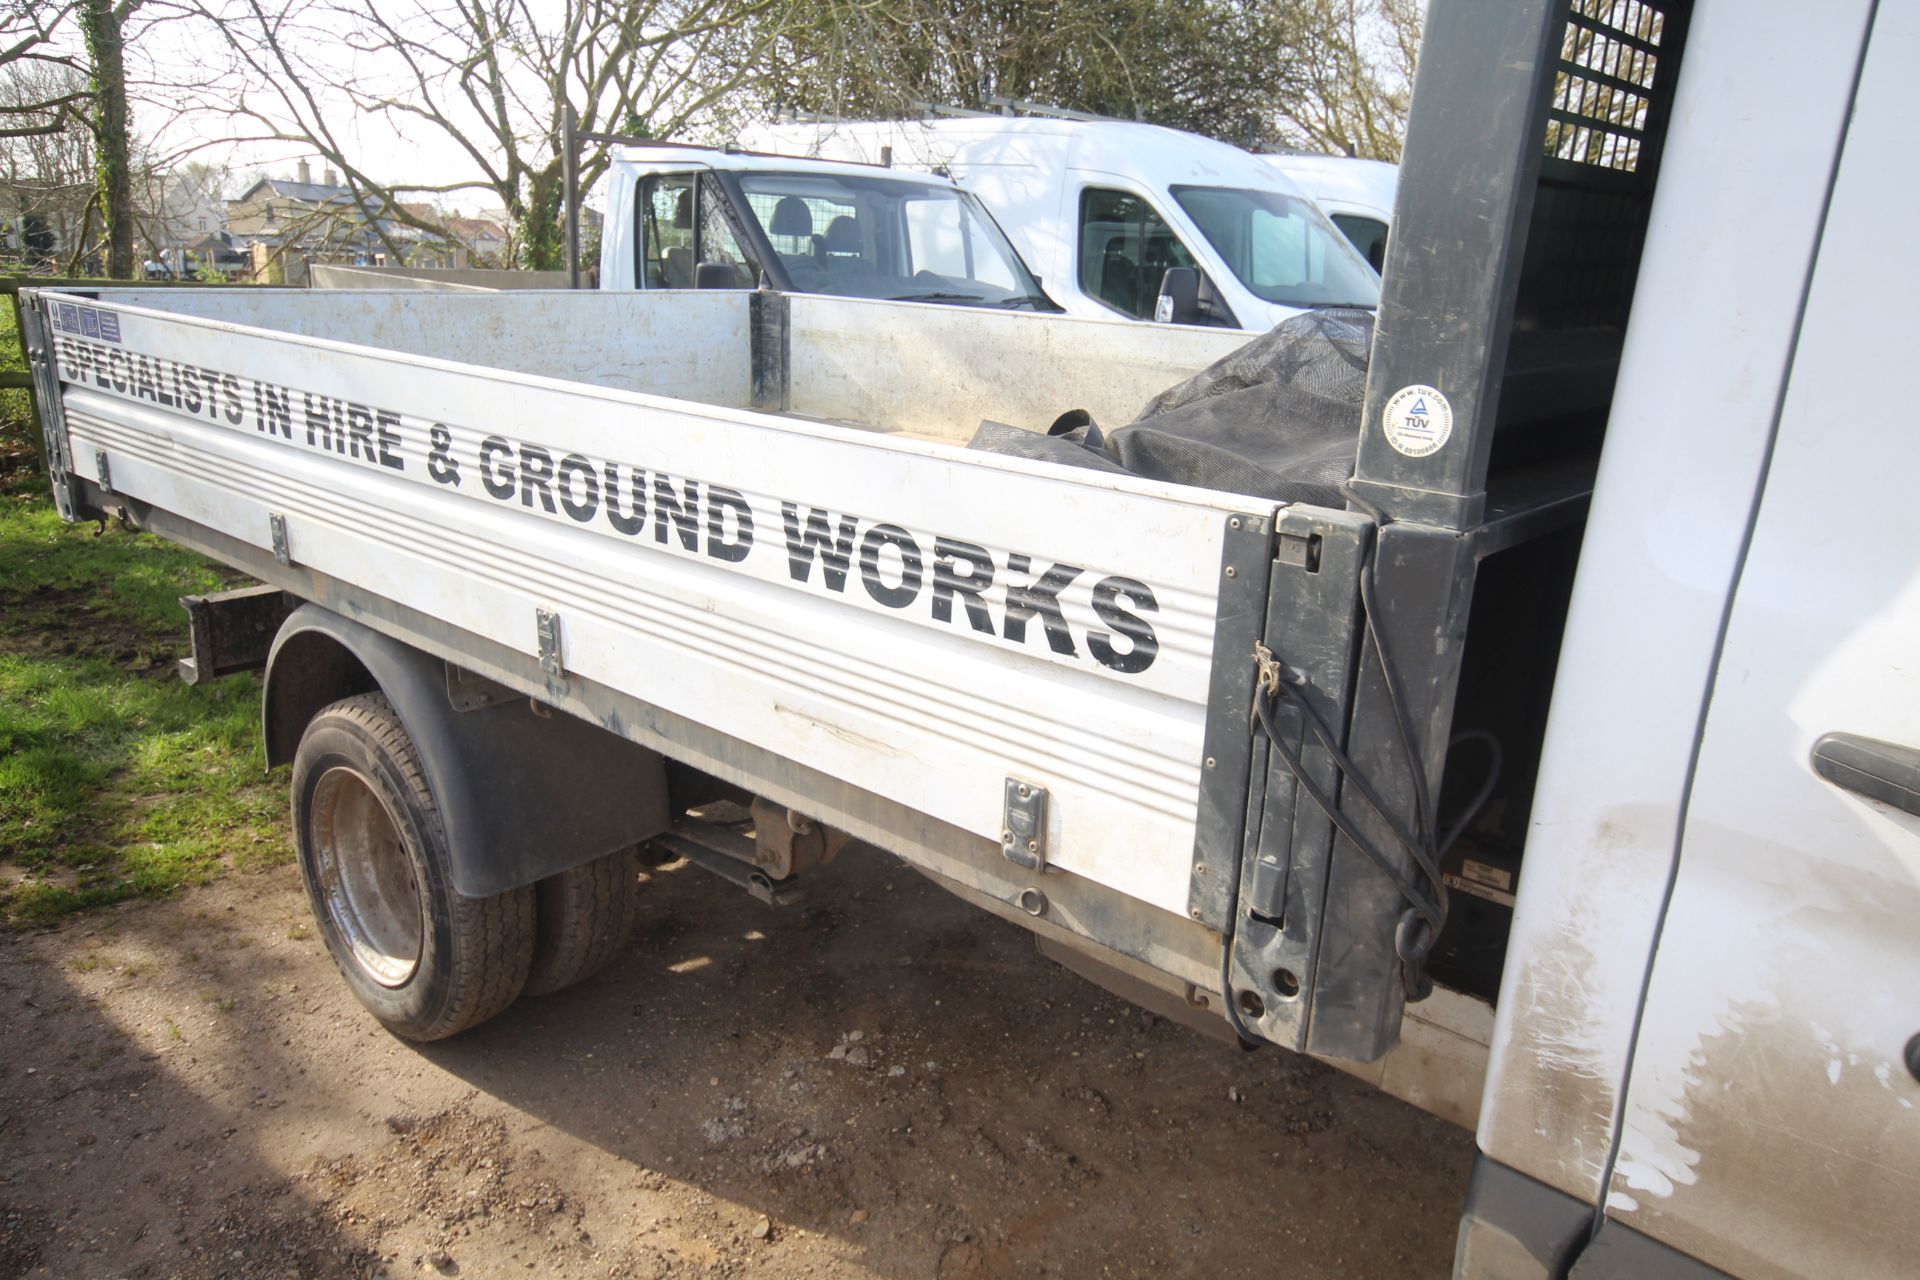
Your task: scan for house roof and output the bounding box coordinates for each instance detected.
[234,176,355,205]
[446,216,506,240]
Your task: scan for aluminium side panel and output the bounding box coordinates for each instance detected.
[783,294,1249,441]
[39,290,1271,921]
[78,288,755,408]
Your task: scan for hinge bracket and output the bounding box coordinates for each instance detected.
[269,512,291,566]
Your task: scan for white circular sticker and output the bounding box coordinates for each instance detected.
[1381,384,1454,458]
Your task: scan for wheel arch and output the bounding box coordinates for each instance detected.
[263,619,380,769]
[264,604,672,897]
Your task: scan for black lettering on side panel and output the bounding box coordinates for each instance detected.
[1002,554,1082,657]
[1087,576,1160,674]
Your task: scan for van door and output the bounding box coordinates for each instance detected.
[1070,183,1233,326]
[1594,9,1920,1273]
[635,172,699,288]
[634,172,761,290]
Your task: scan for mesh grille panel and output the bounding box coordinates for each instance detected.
[1544,0,1668,172]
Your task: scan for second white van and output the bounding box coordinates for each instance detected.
[1258,154,1399,271]
[739,117,1380,332]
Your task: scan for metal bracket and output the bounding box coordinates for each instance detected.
[748,796,850,879]
[176,585,298,685]
[444,662,515,713]
[1185,510,1277,929]
[535,607,564,678]
[1002,778,1048,870]
[269,512,291,566]
[94,449,112,495]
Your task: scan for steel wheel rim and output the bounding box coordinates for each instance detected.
[311,765,423,988]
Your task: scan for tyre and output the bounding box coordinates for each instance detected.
[525,845,644,996]
[291,692,535,1040]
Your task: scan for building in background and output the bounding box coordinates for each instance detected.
[226,161,390,283]
[446,212,511,266]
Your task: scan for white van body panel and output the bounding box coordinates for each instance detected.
[1600,5,1920,1272]
[1478,0,1904,1257]
[738,118,1377,332]
[1259,155,1397,267]
[1259,155,1399,230]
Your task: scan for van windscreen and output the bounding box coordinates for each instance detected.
[1171,186,1380,309]
[735,172,1052,310]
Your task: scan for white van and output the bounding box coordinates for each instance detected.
[1258,154,1399,271]
[595,145,1055,310]
[740,118,1380,331]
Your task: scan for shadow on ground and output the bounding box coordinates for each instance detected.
[2,843,1474,1278]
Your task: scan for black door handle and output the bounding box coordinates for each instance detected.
[1811,733,1920,818]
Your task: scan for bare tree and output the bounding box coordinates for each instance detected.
[0,61,95,268]
[77,0,143,275]
[0,3,86,140]
[164,0,798,269]
[1,56,188,277]
[1267,0,1422,161]
[1,1,178,277]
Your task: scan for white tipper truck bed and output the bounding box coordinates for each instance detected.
[20,1,1920,1276]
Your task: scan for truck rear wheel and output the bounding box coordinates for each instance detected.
[525,846,644,995]
[292,692,535,1040]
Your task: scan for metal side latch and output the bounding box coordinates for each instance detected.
[535,607,565,678]
[1002,778,1048,871]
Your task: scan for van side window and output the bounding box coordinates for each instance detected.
[1332,214,1389,273]
[696,175,759,287]
[903,197,1017,290]
[639,174,697,288]
[1078,188,1197,319]
[740,186,861,292]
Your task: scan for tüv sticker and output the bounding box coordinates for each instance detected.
[1382,384,1453,458]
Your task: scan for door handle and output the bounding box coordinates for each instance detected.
[1811,733,1920,818]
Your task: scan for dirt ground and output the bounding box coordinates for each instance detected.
[0,844,1475,1279]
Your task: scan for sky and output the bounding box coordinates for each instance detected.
[61,0,614,216]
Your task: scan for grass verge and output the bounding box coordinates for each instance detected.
[0,469,289,926]
[2,294,35,463]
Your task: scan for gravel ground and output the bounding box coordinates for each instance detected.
[0,842,1474,1278]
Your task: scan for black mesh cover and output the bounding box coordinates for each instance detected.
[968,308,1374,506]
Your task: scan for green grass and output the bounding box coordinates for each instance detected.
[2,296,33,462]
[0,470,289,926]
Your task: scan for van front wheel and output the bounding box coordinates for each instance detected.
[291,692,535,1040]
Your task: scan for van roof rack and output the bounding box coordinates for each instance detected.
[777,106,855,125]
[986,96,1143,123]
[912,101,1001,119]
[913,97,1144,124]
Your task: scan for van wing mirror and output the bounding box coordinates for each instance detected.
[1156,267,1236,327]
[1156,266,1201,324]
